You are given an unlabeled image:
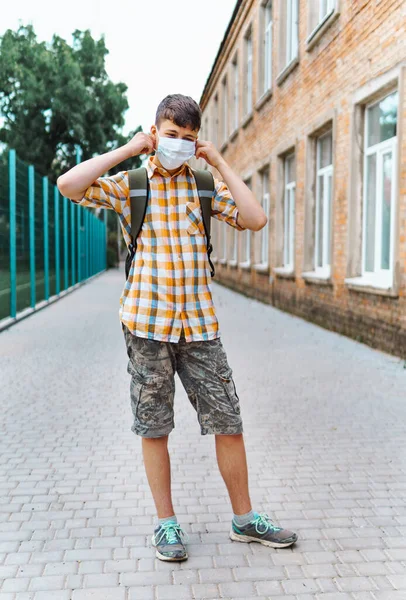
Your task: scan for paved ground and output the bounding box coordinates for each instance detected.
[1,268,406,600]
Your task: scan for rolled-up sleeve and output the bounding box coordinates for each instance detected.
[71,171,129,215]
[211,179,245,231]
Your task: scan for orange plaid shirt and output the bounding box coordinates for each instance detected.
[73,157,244,342]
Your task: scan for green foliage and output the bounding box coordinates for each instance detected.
[0,25,142,180]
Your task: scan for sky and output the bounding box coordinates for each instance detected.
[1,0,237,136]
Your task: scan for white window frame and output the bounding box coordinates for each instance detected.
[222,77,228,144]
[319,0,335,23]
[245,30,253,116]
[218,220,228,264]
[255,169,270,269]
[283,155,296,271]
[263,1,273,94]
[240,179,252,268]
[286,0,299,65]
[232,55,239,133]
[314,132,333,278]
[360,94,397,289]
[213,95,219,148]
[229,228,238,266]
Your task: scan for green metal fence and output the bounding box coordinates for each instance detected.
[0,149,107,325]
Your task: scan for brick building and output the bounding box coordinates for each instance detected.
[195,0,406,358]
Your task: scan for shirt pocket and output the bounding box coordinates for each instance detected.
[186,202,206,236]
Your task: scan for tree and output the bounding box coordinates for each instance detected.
[0,25,142,180]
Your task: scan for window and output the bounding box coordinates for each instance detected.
[229,228,238,265]
[261,1,273,95]
[222,77,228,144]
[307,0,338,46]
[286,0,299,65]
[244,29,253,116]
[212,95,219,148]
[240,178,252,267]
[319,0,335,21]
[283,155,296,270]
[232,55,239,132]
[315,131,333,275]
[362,91,398,286]
[255,169,270,268]
[218,215,227,264]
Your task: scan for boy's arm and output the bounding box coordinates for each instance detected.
[195,140,267,232]
[57,132,156,201]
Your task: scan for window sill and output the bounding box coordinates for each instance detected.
[229,128,239,143]
[306,9,340,51]
[228,259,238,269]
[241,112,253,129]
[254,263,270,275]
[255,88,273,111]
[344,276,399,298]
[218,258,227,265]
[302,270,332,286]
[212,257,218,264]
[276,56,299,86]
[274,266,295,280]
[239,260,251,271]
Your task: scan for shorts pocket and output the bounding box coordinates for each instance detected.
[217,368,241,415]
[130,368,174,434]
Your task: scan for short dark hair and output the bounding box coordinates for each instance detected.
[155,94,201,131]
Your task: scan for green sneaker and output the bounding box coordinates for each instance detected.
[230,512,297,548]
[151,522,189,561]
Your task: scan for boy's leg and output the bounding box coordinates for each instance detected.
[122,326,188,561]
[214,433,252,515]
[177,337,297,548]
[142,435,174,518]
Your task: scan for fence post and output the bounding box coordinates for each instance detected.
[71,202,75,286]
[43,177,49,301]
[64,197,69,290]
[9,150,17,319]
[85,210,89,279]
[77,205,81,283]
[54,187,60,295]
[28,165,36,308]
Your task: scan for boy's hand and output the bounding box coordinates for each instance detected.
[195,140,225,170]
[126,132,156,157]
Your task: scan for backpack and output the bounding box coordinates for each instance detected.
[125,167,216,280]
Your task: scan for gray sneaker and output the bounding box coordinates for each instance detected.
[230,512,298,548]
[152,522,188,561]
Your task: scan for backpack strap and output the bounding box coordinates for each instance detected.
[125,167,149,279]
[192,169,216,277]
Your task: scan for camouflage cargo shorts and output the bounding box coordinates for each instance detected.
[122,325,243,438]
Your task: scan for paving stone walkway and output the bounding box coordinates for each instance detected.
[1,268,406,600]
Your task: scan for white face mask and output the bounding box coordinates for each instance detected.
[156,136,196,171]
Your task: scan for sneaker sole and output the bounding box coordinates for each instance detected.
[155,548,188,562]
[229,529,297,548]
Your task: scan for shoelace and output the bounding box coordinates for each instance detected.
[153,522,189,546]
[252,512,282,535]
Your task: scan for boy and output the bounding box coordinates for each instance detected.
[58,94,297,561]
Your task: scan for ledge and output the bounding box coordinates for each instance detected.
[344,276,399,298]
[218,258,227,265]
[254,263,270,275]
[255,88,273,112]
[302,270,333,286]
[273,266,295,280]
[241,111,254,129]
[276,56,299,86]
[228,259,238,269]
[306,10,340,51]
[239,260,251,271]
[229,128,239,143]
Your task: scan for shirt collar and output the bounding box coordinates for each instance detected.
[146,156,193,179]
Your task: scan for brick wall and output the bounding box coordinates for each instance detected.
[198,0,406,358]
